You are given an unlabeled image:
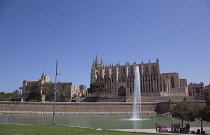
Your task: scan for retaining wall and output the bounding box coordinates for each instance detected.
[0,101,205,115]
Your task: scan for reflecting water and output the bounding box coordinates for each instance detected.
[1,114,210,129]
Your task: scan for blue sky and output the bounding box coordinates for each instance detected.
[0,0,210,93]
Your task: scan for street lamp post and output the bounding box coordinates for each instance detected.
[52,60,60,126]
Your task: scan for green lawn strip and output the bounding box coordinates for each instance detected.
[0,124,163,135]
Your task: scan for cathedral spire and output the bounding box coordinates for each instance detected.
[92,60,95,68]
[156,57,159,63]
[95,55,99,63]
[126,61,129,65]
[94,55,99,67]
[100,59,104,67]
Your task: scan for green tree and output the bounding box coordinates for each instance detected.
[13,90,19,98]
[28,84,41,102]
[0,92,5,100]
[170,103,197,128]
[45,86,54,102]
[73,93,77,98]
[79,85,85,90]
[79,85,85,97]
[195,104,210,131]
[205,92,210,106]
[4,93,12,99]
[58,83,66,102]
[88,82,107,97]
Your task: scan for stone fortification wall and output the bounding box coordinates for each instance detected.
[84,95,205,102]
[0,101,157,114]
[0,100,205,115]
[126,96,203,102]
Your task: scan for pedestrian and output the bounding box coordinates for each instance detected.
[178,122,181,133]
[186,123,190,132]
[171,123,173,132]
[173,124,176,133]
[155,123,159,132]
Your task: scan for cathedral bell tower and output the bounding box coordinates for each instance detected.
[90,55,100,83]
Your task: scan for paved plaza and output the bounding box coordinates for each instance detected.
[111,127,210,134]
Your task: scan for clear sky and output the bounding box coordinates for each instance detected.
[1,0,210,93]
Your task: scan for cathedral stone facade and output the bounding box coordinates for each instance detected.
[90,56,188,97]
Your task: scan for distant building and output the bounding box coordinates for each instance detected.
[180,78,188,87]
[90,56,188,97]
[22,73,51,96]
[204,83,210,93]
[22,73,80,102]
[188,82,204,96]
[180,78,188,96]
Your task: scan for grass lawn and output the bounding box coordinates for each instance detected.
[0,124,163,135]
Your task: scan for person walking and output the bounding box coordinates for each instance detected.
[155,123,159,132]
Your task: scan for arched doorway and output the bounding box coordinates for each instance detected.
[118,86,126,96]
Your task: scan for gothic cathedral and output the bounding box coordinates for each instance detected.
[90,56,187,97]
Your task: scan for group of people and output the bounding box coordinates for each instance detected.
[155,122,191,133]
[155,123,168,133]
[185,123,191,131]
[171,123,182,133]
[155,123,206,134]
[189,128,205,134]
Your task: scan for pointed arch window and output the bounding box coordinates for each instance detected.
[171,76,175,88]
[123,68,125,74]
[121,75,125,82]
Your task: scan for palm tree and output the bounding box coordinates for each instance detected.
[79,85,85,97]
[19,87,22,95]
[79,85,85,91]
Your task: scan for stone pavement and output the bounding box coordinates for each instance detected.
[111,127,210,134]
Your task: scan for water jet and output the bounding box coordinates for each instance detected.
[132,66,141,120]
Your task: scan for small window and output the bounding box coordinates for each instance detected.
[131,67,134,73]
[121,76,125,82]
[171,76,175,88]
[123,68,125,74]
[153,65,155,71]
[146,66,148,72]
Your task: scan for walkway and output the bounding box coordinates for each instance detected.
[111,127,210,134]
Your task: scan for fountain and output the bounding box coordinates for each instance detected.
[132,66,141,120]
[123,65,142,122]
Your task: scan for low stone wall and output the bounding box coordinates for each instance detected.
[126,96,202,102]
[0,101,158,114]
[0,101,205,115]
[83,96,204,102]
